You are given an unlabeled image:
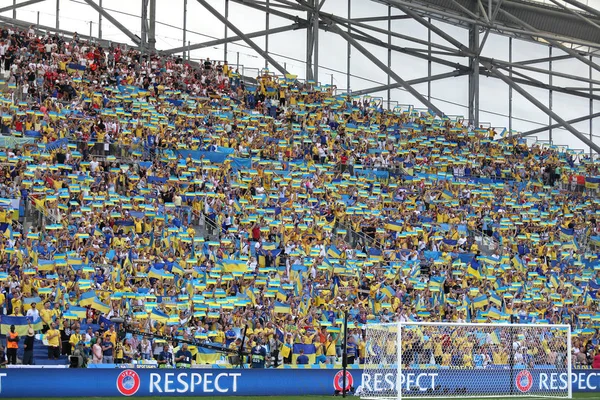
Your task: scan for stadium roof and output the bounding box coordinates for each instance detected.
[374,0,600,54]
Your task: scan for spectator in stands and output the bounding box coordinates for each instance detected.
[296,348,309,365]
[22,327,34,365]
[46,322,61,360]
[157,344,173,369]
[0,344,6,367]
[101,333,114,364]
[250,339,266,368]
[6,324,18,364]
[91,337,103,364]
[175,343,193,368]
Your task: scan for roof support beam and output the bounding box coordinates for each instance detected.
[381,0,600,51]
[515,54,574,66]
[498,8,600,75]
[329,22,445,116]
[548,0,600,33]
[195,0,289,75]
[161,24,303,55]
[481,60,600,154]
[351,15,410,23]
[350,70,466,96]
[0,0,45,14]
[82,0,141,45]
[560,0,600,20]
[514,111,600,139]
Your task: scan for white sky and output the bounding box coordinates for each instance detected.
[2,0,600,153]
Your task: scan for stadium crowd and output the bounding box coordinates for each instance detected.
[0,24,599,369]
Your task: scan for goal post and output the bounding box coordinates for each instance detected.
[360,322,572,399]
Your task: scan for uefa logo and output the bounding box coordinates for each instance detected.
[515,370,533,393]
[116,369,141,396]
[333,370,354,392]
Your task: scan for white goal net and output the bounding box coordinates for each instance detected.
[360,322,571,399]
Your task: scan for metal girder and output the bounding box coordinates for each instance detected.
[548,0,600,33]
[161,24,303,55]
[148,0,156,51]
[514,112,600,139]
[230,0,305,22]
[350,70,466,96]
[195,0,289,75]
[468,22,479,126]
[497,9,600,74]
[329,22,445,116]
[560,0,600,20]
[487,70,600,102]
[0,0,45,14]
[82,0,141,45]
[388,1,470,54]
[379,0,600,52]
[515,54,574,66]
[351,15,410,23]
[481,60,600,154]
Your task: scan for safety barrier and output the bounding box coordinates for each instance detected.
[0,368,598,397]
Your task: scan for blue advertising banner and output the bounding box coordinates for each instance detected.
[0,368,598,397]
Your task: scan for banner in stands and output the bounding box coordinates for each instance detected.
[0,368,598,397]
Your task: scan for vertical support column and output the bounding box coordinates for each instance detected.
[148,0,156,51]
[98,0,103,39]
[509,37,513,136]
[427,17,432,102]
[265,0,270,69]
[313,0,319,83]
[306,0,314,81]
[183,0,187,59]
[591,56,594,158]
[141,0,148,54]
[12,0,16,20]
[224,0,229,62]
[468,23,480,126]
[347,0,351,93]
[549,46,553,144]
[387,6,392,109]
[56,0,60,30]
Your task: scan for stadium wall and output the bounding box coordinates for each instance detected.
[0,368,599,397]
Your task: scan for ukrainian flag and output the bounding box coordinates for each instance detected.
[1,316,43,336]
[487,306,502,320]
[559,227,574,242]
[490,293,502,307]
[473,295,488,309]
[327,246,341,259]
[585,177,600,189]
[221,259,249,273]
[467,259,482,280]
[78,290,97,307]
[262,242,277,251]
[550,274,560,289]
[245,288,257,305]
[148,268,174,280]
[150,307,170,323]
[384,221,403,232]
[91,298,110,314]
[68,306,88,319]
[381,285,396,298]
[441,190,454,200]
[274,301,291,314]
[292,343,316,364]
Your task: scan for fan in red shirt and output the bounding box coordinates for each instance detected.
[592,350,600,369]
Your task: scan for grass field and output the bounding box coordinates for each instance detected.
[1,396,599,400]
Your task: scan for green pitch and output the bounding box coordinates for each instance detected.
[1,396,599,400]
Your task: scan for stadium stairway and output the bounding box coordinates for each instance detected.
[0,335,69,366]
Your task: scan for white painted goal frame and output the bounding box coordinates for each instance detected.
[360,321,572,400]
